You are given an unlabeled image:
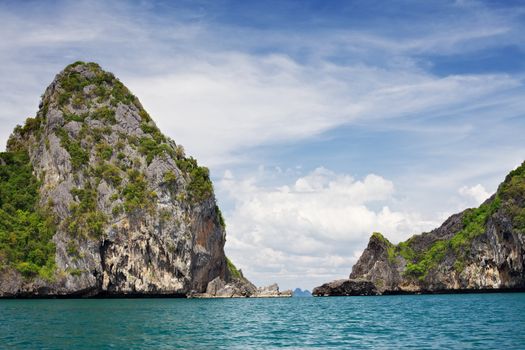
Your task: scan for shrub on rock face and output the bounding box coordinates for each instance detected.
[122,169,156,213]
[91,106,116,124]
[175,157,214,203]
[55,127,89,170]
[226,257,241,279]
[67,185,107,239]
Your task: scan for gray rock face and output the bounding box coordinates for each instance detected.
[314,163,525,296]
[348,232,404,293]
[194,278,292,298]
[202,276,256,298]
[256,283,293,297]
[0,62,235,297]
[312,279,378,296]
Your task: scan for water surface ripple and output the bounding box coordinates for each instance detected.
[1,293,524,349]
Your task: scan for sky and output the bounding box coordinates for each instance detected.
[1,0,524,290]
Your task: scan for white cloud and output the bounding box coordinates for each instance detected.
[125,54,522,167]
[459,184,491,206]
[1,0,523,172]
[219,167,437,290]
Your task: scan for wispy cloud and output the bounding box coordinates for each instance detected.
[127,56,523,167]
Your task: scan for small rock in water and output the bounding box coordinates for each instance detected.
[312,279,378,296]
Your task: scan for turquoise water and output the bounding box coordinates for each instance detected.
[1,293,524,349]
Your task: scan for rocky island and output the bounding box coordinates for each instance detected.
[314,162,525,296]
[0,62,288,298]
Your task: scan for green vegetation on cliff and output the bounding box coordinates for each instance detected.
[226,257,242,279]
[122,169,157,213]
[58,61,137,108]
[7,116,46,152]
[387,162,525,281]
[0,152,55,279]
[400,198,501,279]
[55,127,89,170]
[66,183,107,238]
[372,232,390,245]
[56,61,215,206]
[499,161,525,233]
[176,157,213,203]
[216,205,226,229]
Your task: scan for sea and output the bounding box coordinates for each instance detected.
[1,293,524,349]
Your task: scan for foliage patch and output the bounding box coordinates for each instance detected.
[66,183,107,239]
[121,169,156,213]
[56,127,89,170]
[0,152,56,279]
[176,157,214,203]
[226,257,241,280]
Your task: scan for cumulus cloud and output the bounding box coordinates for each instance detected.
[459,184,491,206]
[219,167,437,290]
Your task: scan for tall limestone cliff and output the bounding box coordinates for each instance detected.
[0,62,247,297]
[314,162,525,296]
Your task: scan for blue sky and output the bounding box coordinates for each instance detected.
[1,0,524,290]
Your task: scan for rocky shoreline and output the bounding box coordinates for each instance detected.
[191,278,292,298]
[313,280,525,297]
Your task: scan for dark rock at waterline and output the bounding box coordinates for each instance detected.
[312,279,378,296]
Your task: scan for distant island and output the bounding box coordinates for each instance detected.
[313,162,525,296]
[293,288,312,297]
[0,62,290,298]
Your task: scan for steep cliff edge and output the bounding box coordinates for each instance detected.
[0,62,253,297]
[314,162,525,296]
